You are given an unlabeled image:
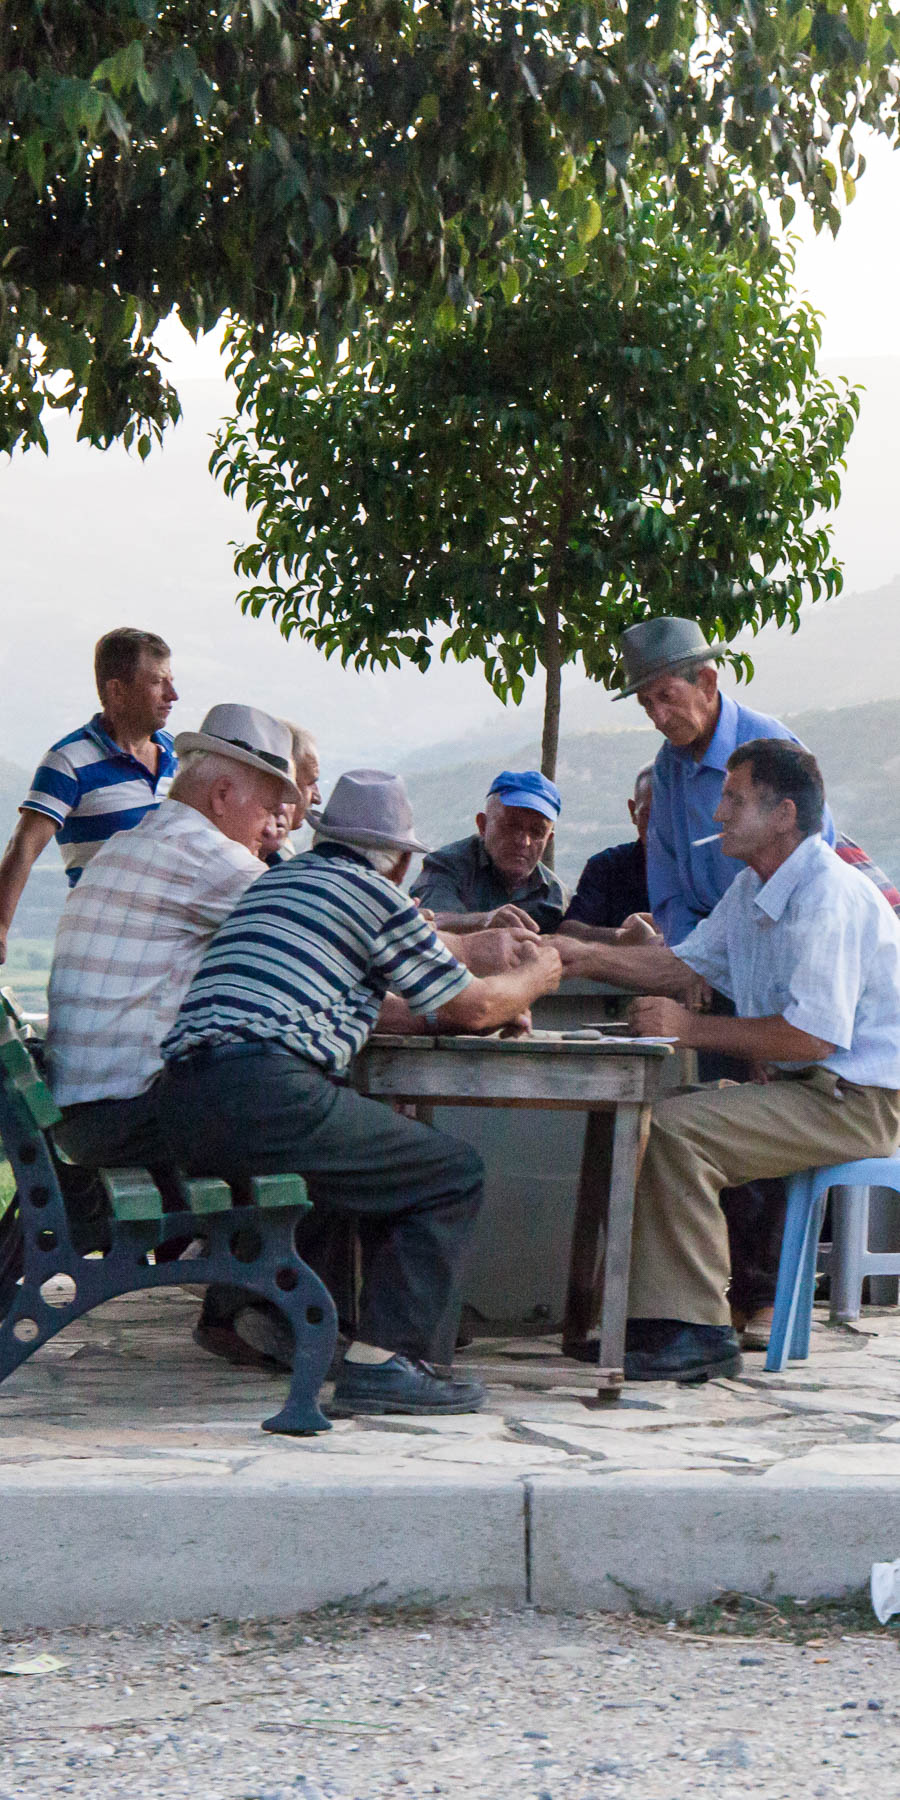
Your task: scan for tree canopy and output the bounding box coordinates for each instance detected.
[2,0,899,453]
[213,201,858,774]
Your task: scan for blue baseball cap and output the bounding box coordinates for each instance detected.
[487,770,562,821]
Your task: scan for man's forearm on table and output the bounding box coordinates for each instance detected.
[553,938,691,994]
[432,911,491,933]
[556,920,628,942]
[375,994,423,1033]
[683,1010,836,1064]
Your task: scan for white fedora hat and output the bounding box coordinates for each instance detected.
[174,704,302,800]
[306,769,430,855]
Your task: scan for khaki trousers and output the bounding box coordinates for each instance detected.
[628,1069,900,1325]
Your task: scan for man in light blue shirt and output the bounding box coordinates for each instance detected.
[612,615,835,1342]
[611,616,835,945]
[558,738,900,1382]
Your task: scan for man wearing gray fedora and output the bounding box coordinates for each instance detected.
[154,769,563,1417]
[613,617,835,945]
[610,616,836,1350]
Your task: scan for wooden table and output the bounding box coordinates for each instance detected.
[354,1033,673,1397]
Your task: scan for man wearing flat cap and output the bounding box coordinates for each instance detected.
[410,770,568,935]
[153,769,563,1418]
[46,703,309,1365]
[610,616,835,1348]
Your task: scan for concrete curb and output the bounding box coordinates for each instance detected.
[2,1470,896,1628]
[0,1477,526,1628]
[527,1472,900,1613]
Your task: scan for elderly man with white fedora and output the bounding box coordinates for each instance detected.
[46,703,308,1358]
[154,769,563,1417]
[610,616,836,1349]
[48,702,302,1162]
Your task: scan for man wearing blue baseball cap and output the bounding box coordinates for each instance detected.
[410,770,568,934]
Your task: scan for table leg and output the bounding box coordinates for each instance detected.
[562,1110,613,1352]
[594,1100,652,1394]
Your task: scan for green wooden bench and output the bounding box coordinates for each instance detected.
[0,1007,337,1434]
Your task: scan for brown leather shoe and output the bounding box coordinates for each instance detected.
[740,1306,774,1351]
[193,1320,284,1369]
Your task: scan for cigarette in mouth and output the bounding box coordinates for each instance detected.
[692,832,723,847]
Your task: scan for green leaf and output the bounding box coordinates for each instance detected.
[500,266,520,303]
[577,198,603,245]
[23,135,45,194]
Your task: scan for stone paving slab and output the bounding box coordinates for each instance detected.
[2,1289,900,1624]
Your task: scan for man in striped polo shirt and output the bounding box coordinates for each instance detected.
[0,627,178,961]
[155,770,564,1417]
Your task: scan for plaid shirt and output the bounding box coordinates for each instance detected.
[46,800,264,1105]
[834,833,900,916]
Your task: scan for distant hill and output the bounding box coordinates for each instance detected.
[1,689,898,964]
[0,760,68,946]
[405,694,900,889]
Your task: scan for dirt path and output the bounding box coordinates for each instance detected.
[2,1606,895,1797]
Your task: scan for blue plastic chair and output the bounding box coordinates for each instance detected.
[765,1156,900,1372]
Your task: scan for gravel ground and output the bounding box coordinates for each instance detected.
[1,1606,896,1799]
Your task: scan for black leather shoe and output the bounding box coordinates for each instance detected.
[329,1353,485,1417]
[623,1321,742,1383]
[563,1318,727,1365]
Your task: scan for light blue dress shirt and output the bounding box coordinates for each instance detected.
[675,836,900,1089]
[646,693,835,946]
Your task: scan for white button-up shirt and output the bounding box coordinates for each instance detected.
[676,835,900,1089]
[46,800,264,1105]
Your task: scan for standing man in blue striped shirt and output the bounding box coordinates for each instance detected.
[0,627,178,960]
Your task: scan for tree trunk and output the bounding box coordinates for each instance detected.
[540,591,562,781]
[540,456,571,868]
[540,591,562,871]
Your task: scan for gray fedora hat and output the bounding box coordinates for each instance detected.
[306,769,430,855]
[612,616,727,700]
[174,703,302,800]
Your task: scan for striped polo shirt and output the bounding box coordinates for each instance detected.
[162,843,473,1076]
[23,713,177,885]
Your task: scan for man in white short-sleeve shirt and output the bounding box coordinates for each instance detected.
[556,738,900,1383]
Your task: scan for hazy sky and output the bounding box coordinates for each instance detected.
[3,131,900,775]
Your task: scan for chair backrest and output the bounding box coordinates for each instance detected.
[0,1015,61,1138]
[0,987,28,1031]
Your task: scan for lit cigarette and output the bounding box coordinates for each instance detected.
[692,832,723,847]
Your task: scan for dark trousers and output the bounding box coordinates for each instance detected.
[58,1046,484,1363]
[698,992,786,1315]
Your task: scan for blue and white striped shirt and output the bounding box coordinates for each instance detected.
[162,843,473,1075]
[23,713,177,885]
